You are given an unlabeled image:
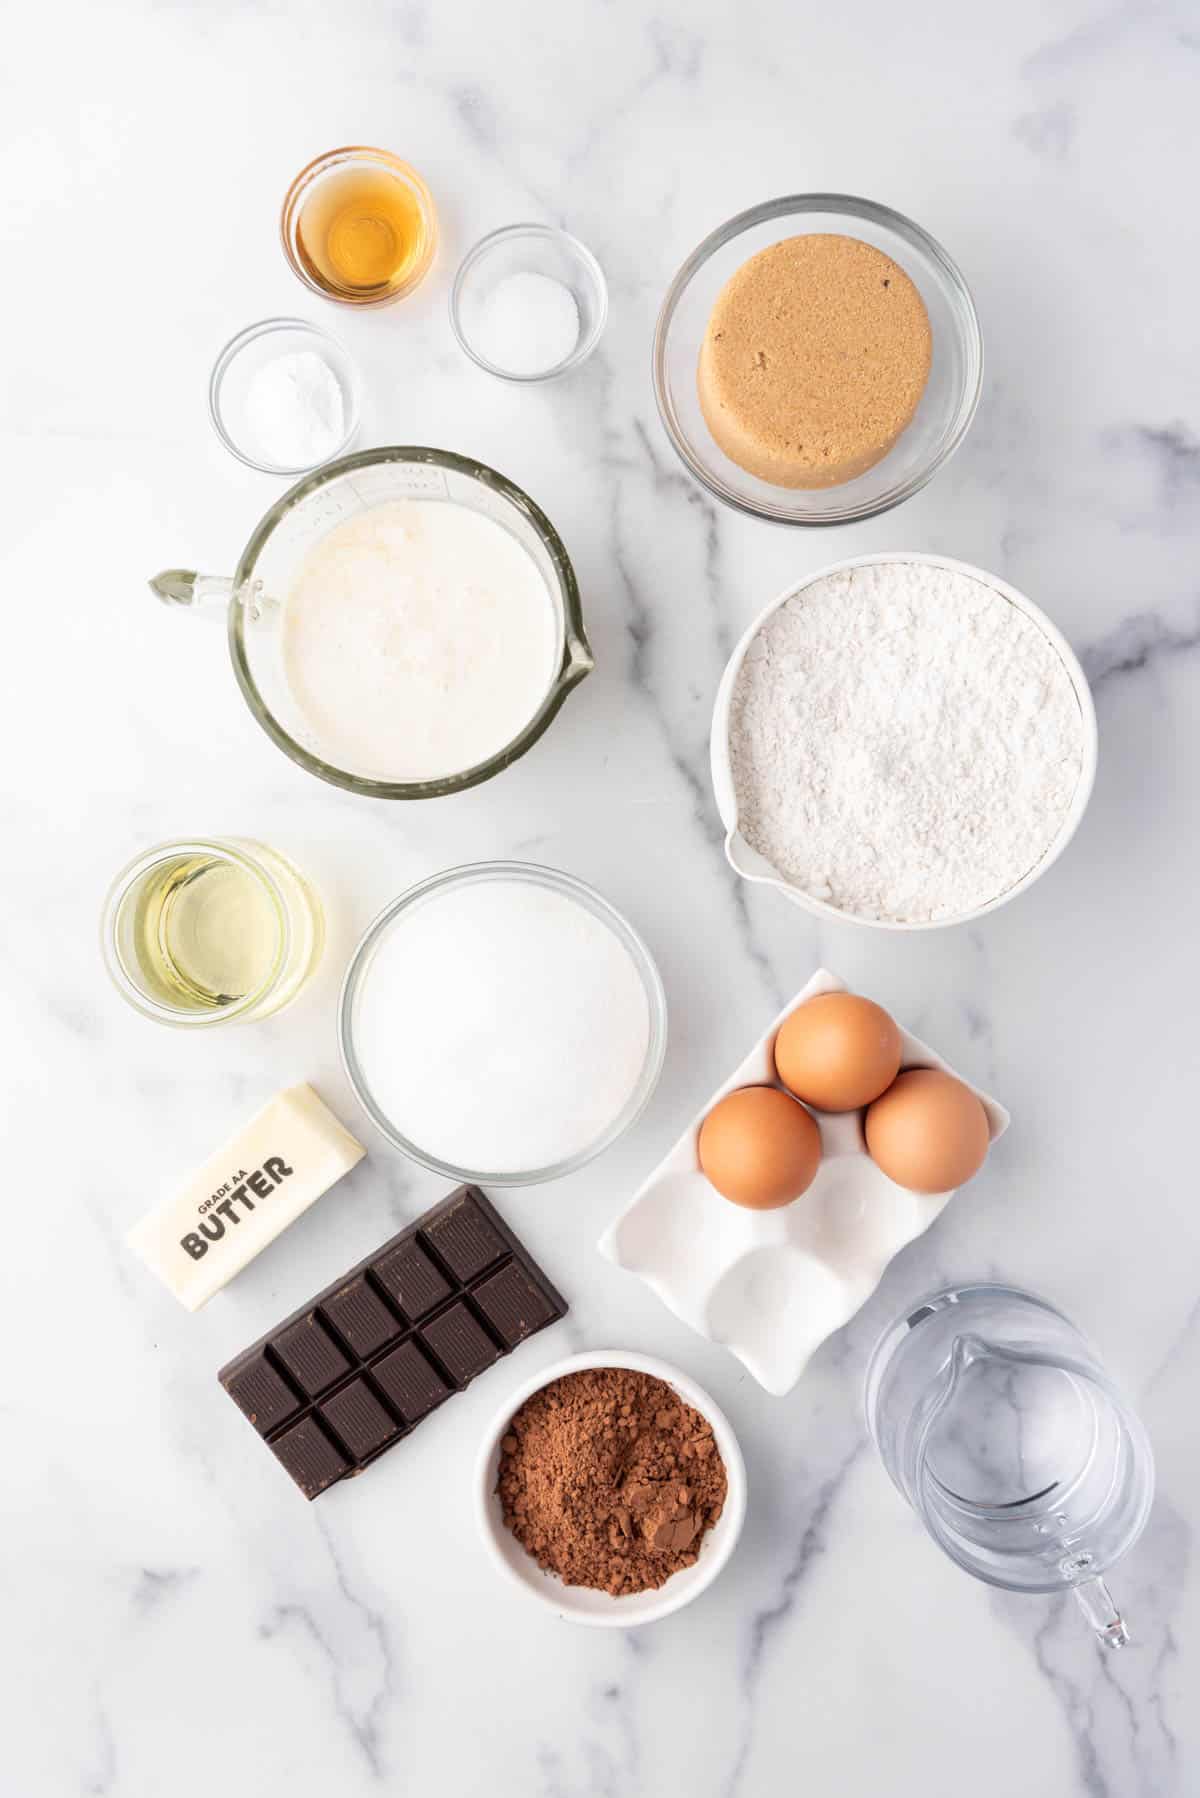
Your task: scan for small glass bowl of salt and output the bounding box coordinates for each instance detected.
[208,317,360,475]
[450,224,607,383]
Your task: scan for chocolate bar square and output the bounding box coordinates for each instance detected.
[472,1261,558,1348]
[421,1301,500,1384]
[373,1241,451,1321]
[319,1378,398,1461]
[223,1351,301,1435]
[372,1340,450,1424]
[323,1276,401,1358]
[270,1416,349,1500]
[422,1192,505,1282]
[273,1315,353,1397]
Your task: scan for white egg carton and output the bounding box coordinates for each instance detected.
[598,968,1009,1396]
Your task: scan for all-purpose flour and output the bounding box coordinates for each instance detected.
[728,562,1086,923]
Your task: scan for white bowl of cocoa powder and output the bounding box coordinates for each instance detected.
[475,1350,747,1625]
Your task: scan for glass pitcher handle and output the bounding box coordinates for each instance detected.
[1072,1574,1130,1648]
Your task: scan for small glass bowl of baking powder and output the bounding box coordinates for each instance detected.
[450,224,608,382]
[208,317,361,475]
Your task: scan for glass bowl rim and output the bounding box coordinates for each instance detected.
[100,837,292,1027]
[652,192,984,527]
[338,859,669,1184]
[279,145,439,307]
[449,222,609,384]
[207,315,361,476]
[227,445,592,799]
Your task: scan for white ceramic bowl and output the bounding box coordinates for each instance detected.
[474,1350,747,1626]
[710,552,1098,930]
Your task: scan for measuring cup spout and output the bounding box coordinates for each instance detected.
[1069,1571,1130,1648]
[935,1330,1004,1401]
[561,620,595,692]
[947,1331,990,1375]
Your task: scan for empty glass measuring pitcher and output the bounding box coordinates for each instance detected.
[866,1283,1154,1647]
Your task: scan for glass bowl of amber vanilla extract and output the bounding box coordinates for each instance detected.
[281,147,438,306]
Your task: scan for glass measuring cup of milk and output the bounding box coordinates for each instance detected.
[866,1283,1154,1647]
[150,448,593,798]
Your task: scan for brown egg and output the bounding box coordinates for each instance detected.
[865,1069,990,1194]
[774,992,903,1112]
[698,1086,822,1210]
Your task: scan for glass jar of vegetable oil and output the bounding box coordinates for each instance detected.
[101,838,323,1027]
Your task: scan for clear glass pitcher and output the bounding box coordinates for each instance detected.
[865,1283,1154,1647]
[150,447,593,800]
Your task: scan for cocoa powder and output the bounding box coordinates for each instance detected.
[497,1367,727,1596]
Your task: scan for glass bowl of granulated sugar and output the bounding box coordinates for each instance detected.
[339,862,667,1183]
[450,224,608,382]
[711,553,1097,930]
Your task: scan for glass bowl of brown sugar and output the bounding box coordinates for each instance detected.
[653,193,982,525]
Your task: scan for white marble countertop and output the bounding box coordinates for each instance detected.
[6,1,1198,1792]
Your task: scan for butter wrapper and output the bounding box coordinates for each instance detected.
[128,1084,365,1311]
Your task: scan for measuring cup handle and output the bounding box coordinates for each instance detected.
[149,570,235,612]
[1072,1575,1130,1648]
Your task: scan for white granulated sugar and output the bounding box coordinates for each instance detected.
[728,562,1086,923]
[475,271,580,376]
[352,880,652,1173]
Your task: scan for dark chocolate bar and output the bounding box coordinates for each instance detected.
[218,1186,567,1498]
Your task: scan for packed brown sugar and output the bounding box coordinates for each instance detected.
[497,1367,728,1595]
[698,233,932,488]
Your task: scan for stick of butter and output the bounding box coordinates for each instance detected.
[128,1084,365,1311]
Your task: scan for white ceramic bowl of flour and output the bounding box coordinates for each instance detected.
[339,862,667,1184]
[710,553,1097,930]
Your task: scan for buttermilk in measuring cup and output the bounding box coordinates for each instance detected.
[281,499,558,781]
